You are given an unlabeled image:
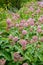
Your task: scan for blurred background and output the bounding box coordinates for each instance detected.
[0,0,41,22]
[0,0,41,12]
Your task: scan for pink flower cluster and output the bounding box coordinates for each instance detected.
[32,36,38,42]
[19,39,28,50]
[36,8,41,13]
[18,18,35,29]
[9,34,18,42]
[29,6,34,12]
[23,63,28,65]
[12,13,20,20]
[27,18,34,26]
[38,2,42,7]
[22,30,27,35]
[13,52,23,62]
[37,25,42,33]
[30,36,38,43]
[19,20,27,27]
[38,16,43,24]
[0,59,6,65]
[39,2,43,8]
[6,18,14,29]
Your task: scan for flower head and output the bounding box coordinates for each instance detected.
[21,19,26,23]
[38,16,43,24]
[0,59,6,65]
[19,39,28,46]
[13,36,18,42]
[13,52,23,62]
[39,2,43,8]
[24,22,29,27]
[27,18,34,26]
[6,18,11,25]
[37,25,42,33]
[23,63,28,65]
[13,52,20,62]
[12,13,20,20]
[19,22,24,27]
[16,23,19,27]
[29,6,34,12]
[32,36,38,42]
[22,30,27,35]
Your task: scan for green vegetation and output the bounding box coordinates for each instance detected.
[0,1,43,65]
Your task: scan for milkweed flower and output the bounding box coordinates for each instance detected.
[19,20,28,27]
[36,8,41,14]
[38,16,43,24]
[12,13,20,20]
[37,28,42,33]
[38,2,41,5]
[37,25,42,33]
[32,36,38,42]
[39,2,43,8]
[38,2,43,7]
[37,25,41,29]
[19,22,24,27]
[29,20,34,26]
[12,16,18,20]
[22,63,28,65]
[24,22,29,27]
[22,30,27,35]
[16,23,19,27]
[20,19,26,23]
[19,39,28,45]
[9,35,18,42]
[6,18,14,28]
[6,18,11,25]
[13,52,23,62]
[27,18,34,26]
[0,59,6,65]
[19,39,27,50]
[13,52,21,62]
[13,36,18,42]
[29,6,34,12]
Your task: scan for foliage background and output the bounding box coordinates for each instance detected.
[0,0,43,65]
[0,0,38,9]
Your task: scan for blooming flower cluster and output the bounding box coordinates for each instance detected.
[38,2,43,7]
[13,52,23,62]
[0,1,43,65]
[23,63,28,65]
[0,59,6,65]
